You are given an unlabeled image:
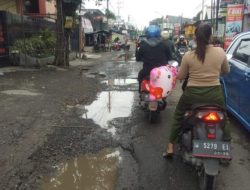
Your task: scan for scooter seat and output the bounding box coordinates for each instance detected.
[189,103,225,112]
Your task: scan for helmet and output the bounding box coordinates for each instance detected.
[161,30,169,39]
[180,35,185,40]
[146,25,161,38]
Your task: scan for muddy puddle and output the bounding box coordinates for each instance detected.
[42,148,121,190]
[82,91,134,135]
[1,89,41,96]
[102,78,137,86]
[127,57,136,63]
[85,72,106,78]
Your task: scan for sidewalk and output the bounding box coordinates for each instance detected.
[0,51,103,75]
[69,52,102,67]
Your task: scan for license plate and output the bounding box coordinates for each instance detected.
[192,140,231,159]
[148,101,158,111]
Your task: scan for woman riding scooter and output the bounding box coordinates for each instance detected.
[163,23,231,158]
[136,24,172,92]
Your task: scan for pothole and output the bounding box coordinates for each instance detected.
[1,90,41,96]
[101,78,137,86]
[85,72,107,79]
[81,91,134,136]
[41,148,121,190]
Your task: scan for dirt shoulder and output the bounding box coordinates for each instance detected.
[0,53,111,189]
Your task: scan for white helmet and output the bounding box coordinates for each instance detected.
[161,30,169,40]
[180,35,185,40]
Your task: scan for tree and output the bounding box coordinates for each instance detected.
[105,9,116,20]
[54,0,80,66]
[54,0,103,67]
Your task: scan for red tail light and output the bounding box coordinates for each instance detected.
[207,133,216,139]
[141,79,150,92]
[149,87,163,99]
[202,112,220,123]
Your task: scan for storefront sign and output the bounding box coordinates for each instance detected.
[174,23,180,36]
[224,4,244,50]
[64,16,73,29]
[220,0,234,8]
[184,25,196,36]
[219,7,228,17]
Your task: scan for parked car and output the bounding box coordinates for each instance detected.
[135,35,146,61]
[221,31,250,131]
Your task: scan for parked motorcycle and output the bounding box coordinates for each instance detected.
[139,61,178,123]
[111,41,122,51]
[179,103,231,190]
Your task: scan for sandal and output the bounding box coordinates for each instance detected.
[163,152,174,159]
[163,143,174,159]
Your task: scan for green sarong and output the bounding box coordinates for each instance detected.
[169,85,231,143]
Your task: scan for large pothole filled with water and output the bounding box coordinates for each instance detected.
[80,91,134,136]
[42,148,121,190]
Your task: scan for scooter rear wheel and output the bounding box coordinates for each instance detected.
[199,166,216,190]
[148,111,159,123]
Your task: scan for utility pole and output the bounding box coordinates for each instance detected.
[202,0,204,20]
[154,11,164,30]
[79,3,82,57]
[117,0,123,30]
[211,0,213,32]
[117,0,123,18]
[213,0,216,33]
[162,16,164,30]
[106,0,109,27]
[215,0,220,33]
[180,13,183,35]
[107,0,109,11]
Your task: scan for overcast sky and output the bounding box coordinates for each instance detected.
[84,0,211,28]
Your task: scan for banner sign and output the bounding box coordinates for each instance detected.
[224,4,244,50]
[64,16,73,29]
[82,17,93,33]
[174,23,180,36]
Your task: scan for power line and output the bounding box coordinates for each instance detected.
[193,0,210,13]
[109,2,116,15]
[117,0,123,17]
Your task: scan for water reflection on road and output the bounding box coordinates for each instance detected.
[101,78,137,86]
[82,91,134,136]
[42,149,121,190]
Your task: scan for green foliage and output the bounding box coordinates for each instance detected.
[11,29,56,58]
[105,9,116,20]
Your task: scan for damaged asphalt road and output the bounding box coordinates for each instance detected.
[1,49,250,190]
[0,51,140,190]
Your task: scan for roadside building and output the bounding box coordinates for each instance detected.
[81,9,108,31]
[0,0,56,65]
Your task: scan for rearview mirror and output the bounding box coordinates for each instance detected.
[226,54,232,61]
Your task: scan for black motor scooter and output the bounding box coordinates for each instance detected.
[179,103,231,190]
[176,46,188,65]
